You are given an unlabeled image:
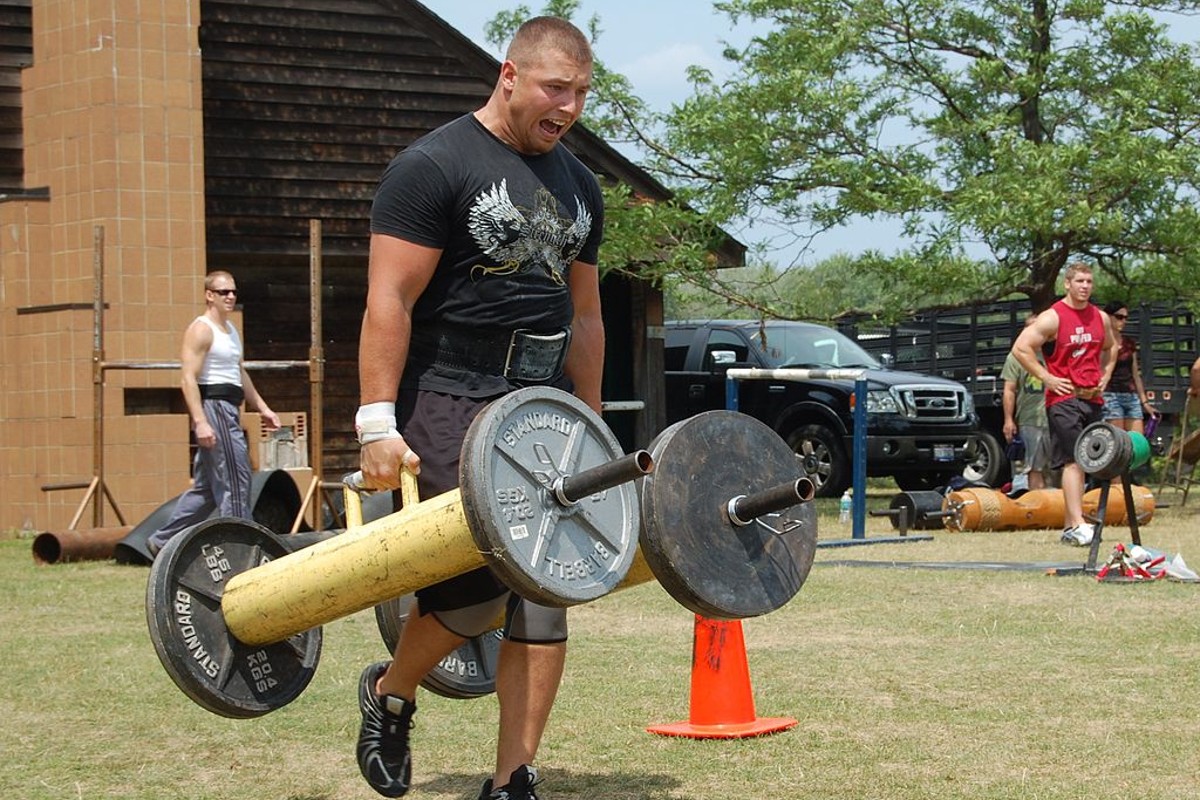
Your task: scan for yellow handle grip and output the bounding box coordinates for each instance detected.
[400,467,419,509]
[342,467,420,530]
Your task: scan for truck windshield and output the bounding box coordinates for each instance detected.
[753,325,882,370]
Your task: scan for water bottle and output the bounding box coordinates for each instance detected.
[839,489,852,524]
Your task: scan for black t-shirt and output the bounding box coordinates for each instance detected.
[1109,335,1137,393]
[371,114,604,396]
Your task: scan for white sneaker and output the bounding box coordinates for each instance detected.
[1059,524,1094,546]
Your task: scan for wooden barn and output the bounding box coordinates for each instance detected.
[0,0,741,532]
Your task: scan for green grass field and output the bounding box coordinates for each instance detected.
[3,494,1199,800]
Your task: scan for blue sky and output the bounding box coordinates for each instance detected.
[417,1,1200,269]
[418,1,749,110]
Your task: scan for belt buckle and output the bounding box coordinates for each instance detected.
[504,328,568,381]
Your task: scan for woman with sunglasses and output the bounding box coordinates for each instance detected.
[1101,300,1158,436]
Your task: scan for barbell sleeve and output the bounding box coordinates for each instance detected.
[725,477,816,527]
[553,449,653,505]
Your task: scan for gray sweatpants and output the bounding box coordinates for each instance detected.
[147,398,252,549]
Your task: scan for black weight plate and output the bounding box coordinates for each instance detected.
[639,411,818,619]
[889,491,948,530]
[459,387,639,607]
[374,594,500,699]
[145,517,322,718]
[1076,422,1131,481]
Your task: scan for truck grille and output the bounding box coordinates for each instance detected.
[897,386,965,421]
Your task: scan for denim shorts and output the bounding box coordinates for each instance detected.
[1102,391,1141,421]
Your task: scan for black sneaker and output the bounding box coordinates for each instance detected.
[357,661,415,797]
[479,765,542,800]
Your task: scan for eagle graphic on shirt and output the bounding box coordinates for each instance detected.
[468,180,592,285]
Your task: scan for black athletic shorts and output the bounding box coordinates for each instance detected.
[1046,398,1103,470]
[396,388,509,612]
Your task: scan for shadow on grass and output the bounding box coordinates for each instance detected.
[415,769,682,799]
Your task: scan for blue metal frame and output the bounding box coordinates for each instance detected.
[852,377,867,539]
[724,368,934,547]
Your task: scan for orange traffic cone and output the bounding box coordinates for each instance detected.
[647,615,797,739]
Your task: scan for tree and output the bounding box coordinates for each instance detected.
[655,0,1200,314]
[492,1,1200,319]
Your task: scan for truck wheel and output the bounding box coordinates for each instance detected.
[786,425,849,498]
[962,430,1005,487]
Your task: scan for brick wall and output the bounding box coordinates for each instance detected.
[0,0,207,532]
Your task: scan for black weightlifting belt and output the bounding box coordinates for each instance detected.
[412,325,570,383]
[198,383,245,405]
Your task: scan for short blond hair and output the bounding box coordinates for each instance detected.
[505,16,592,67]
[204,270,235,291]
[1063,261,1093,281]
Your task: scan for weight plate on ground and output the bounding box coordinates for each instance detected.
[1076,422,1131,480]
[375,594,500,699]
[145,517,322,718]
[639,411,818,619]
[460,387,639,606]
[889,491,948,531]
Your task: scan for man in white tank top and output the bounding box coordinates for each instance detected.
[146,270,280,556]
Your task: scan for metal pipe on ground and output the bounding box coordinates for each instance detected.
[32,526,133,564]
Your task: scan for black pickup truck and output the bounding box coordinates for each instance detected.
[664,320,982,496]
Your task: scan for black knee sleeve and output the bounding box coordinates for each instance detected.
[503,595,568,644]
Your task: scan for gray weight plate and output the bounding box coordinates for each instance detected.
[459,387,639,606]
[423,630,501,698]
[375,594,500,699]
[1076,421,1131,480]
[145,517,322,718]
[639,411,818,619]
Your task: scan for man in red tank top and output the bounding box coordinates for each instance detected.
[1011,262,1118,546]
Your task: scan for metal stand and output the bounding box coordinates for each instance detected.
[1084,475,1143,573]
[289,219,341,532]
[50,222,339,532]
[41,226,128,529]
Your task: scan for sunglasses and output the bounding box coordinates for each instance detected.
[210,288,238,297]
[1113,313,1128,320]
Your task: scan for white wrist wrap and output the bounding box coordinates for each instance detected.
[355,402,401,445]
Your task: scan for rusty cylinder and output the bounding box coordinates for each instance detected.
[32,526,133,564]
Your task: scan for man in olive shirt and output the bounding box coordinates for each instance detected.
[1001,316,1050,490]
